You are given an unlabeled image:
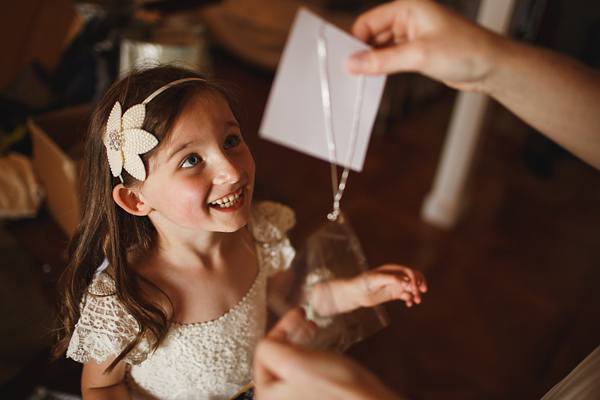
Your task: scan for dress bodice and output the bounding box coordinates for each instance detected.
[67,201,295,399]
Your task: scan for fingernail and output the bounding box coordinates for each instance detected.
[347,55,366,72]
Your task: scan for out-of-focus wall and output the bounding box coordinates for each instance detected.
[0,0,80,89]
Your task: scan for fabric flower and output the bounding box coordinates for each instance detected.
[103,101,158,181]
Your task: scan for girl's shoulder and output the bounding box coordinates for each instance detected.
[249,201,296,242]
[87,269,117,296]
[68,269,147,365]
[84,258,117,296]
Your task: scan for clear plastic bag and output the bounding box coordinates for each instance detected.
[269,211,389,353]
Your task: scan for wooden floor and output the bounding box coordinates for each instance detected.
[2,50,600,399]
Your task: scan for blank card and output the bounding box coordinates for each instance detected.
[259,8,387,172]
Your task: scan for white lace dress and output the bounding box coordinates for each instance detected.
[66,201,296,400]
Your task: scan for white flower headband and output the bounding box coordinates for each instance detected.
[103,77,205,182]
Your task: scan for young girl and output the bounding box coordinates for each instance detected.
[53,65,427,400]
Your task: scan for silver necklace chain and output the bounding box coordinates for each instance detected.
[317,28,366,221]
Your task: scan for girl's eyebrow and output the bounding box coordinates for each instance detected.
[166,141,195,162]
[165,120,241,161]
[225,120,241,129]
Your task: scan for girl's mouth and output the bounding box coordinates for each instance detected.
[209,187,244,209]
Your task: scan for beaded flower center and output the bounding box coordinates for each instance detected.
[108,129,125,151]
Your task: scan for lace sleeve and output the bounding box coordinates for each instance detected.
[66,272,150,365]
[250,201,296,276]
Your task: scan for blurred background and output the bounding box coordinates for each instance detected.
[1,0,599,399]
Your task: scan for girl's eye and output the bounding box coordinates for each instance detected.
[224,134,241,149]
[181,154,202,168]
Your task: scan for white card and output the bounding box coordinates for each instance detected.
[259,8,387,172]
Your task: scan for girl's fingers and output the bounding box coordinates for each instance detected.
[362,274,424,307]
[356,265,427,308]
[370,265,424,297]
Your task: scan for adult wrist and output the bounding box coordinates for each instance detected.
[478,33,522,98]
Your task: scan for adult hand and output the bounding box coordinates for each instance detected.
[347,0,502,92]
[254,309,403,400]
[264,307,317,345]
[348,0,600,170]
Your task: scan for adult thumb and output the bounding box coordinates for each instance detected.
[347,44,421,75]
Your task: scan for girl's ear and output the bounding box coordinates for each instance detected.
[112,183,152,216]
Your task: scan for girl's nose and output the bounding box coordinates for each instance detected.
[212,153,243,185]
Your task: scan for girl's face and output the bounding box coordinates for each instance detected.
[137,93,255,235]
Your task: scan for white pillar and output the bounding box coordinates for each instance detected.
[421,0,517,229]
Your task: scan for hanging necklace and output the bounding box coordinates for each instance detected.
[316,26,366,221]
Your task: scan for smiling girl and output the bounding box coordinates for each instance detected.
[52,65,426,399]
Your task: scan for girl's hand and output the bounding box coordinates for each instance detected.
[353,264,427,308]
[310,264,427,316]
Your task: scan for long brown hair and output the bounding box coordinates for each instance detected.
[52,65,241,372]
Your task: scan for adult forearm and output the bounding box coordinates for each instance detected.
[484,37,600,169]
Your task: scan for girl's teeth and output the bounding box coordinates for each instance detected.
[212,190,242,207]
[219,197,238,208]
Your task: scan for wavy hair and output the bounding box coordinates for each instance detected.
[52,65,241,372]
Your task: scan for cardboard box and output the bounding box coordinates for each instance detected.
[28,104,91,237]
